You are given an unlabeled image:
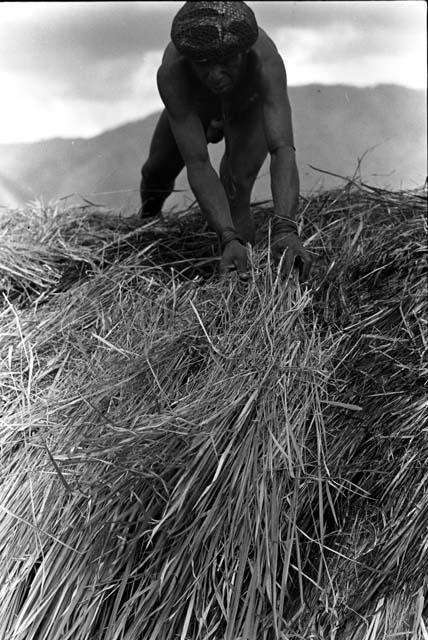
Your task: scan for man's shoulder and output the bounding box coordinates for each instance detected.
[250,28,288,89]
[157,43,197,114]
[158,43,186,83]
[252,28,284,66]
[157,44,192,100]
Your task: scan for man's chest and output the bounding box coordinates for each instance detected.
[193,86,260,125]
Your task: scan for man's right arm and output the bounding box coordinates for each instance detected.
[157,64,235,242]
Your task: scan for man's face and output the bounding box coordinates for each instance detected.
[189,53,245,94]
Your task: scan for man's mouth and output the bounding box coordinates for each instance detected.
[208,82,231,94]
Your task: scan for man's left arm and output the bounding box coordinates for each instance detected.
[260,55,312,281]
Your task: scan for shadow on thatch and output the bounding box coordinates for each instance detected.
[0,204,224,305]
[55,212,224,291]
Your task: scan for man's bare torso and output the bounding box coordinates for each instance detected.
[159,28,280,127]
[141,9,311,280]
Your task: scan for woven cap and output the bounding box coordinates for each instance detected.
[171,1,258,62]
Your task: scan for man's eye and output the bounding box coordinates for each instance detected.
[224,55,238,65]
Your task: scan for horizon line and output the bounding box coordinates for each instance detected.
[0,82,425,146]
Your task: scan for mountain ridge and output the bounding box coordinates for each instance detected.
[0,84,425,211]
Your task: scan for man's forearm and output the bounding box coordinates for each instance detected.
[187,160,234,238]
[270,146,300,233]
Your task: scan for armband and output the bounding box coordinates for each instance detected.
[273,215,299,235]
[220,226,245,250]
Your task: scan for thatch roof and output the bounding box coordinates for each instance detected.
[1,181,427,639]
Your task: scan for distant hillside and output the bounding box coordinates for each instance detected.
[0,85,426,212]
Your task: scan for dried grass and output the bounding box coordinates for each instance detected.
[0,180,427,639]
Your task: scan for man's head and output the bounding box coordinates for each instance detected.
[171,1,258,94]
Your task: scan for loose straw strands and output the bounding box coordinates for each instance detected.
[0,202,218,303]
[2,260,334,639]
[0,181,427,639]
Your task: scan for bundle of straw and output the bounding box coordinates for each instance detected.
[0,201,218,303]
[297,183,428,637]
[0,181,426,639]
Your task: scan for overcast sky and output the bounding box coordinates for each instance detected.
[0,1,426,144]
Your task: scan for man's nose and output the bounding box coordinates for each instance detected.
[208,66,225,83]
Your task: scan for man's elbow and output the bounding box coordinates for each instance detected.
[270,142,296,160]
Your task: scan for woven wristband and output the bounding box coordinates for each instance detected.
[273,215,298,236]
[220,226,245,250]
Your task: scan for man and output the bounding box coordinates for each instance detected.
[140,1,312,281]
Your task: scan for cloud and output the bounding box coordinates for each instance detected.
[0,1,425,143]
[248,1,424,35]
[0,0,175,138]
[273,10,426,89]
[252,1,426,89]
[0,2,173,65]
[1,1,425,97]
[0,2,174,103]
[0,50,164,143]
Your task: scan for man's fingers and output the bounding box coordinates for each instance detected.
[275,245,293,279]
[271,248,280,264]
[281,251,294,280]
[271,232,313,283]
[300,253,312,282]
[237,268,250,281]
[234,256,250,281]
[220,249,249,281]
[219,256,230,276]
[272,242,290,265]
[277,249,312,283]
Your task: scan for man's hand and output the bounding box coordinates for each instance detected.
[271,232,312,281]
[220,239,250,280]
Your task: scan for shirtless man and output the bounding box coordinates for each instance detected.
[140,1,312,280]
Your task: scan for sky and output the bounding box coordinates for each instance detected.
[0,1,426,144]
